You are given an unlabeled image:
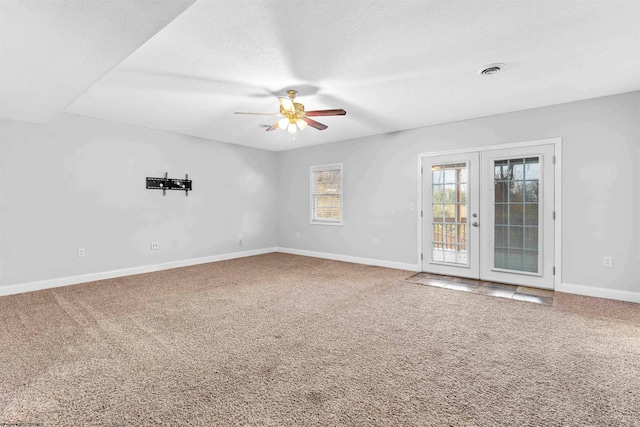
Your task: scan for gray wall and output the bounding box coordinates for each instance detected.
[0,114,277,287]
[2,92,638,297]
[277,91,640,294]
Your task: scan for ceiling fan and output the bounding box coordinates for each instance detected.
[235,90,346,134]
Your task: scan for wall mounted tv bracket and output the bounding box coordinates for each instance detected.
[146,173,192,196]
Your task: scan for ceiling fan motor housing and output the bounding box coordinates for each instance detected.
[280,102,306,121]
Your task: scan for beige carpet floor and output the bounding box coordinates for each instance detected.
[1,253,639,426]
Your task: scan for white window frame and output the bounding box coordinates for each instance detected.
[310,163,343,225]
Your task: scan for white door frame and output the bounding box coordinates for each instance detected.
[417,137,562,289]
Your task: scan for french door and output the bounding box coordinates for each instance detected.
[421,144,556,289]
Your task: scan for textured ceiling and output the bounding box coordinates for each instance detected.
[0,0,196,123]
[2,0,640,151]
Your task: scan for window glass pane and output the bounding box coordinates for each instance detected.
[317,196,340,220]
[444,224,456,247]
[444,184,456,203]
[433,204,444,222]
[459,204,467,223]
[443,204,456,222]
[432,184,444,203]
[512,161,524,180]
[495,182,508,202]
[493,157,540,273]
[494,160,509,180]
[524,158,539,180]
[432,248,444,262]
[509,204,524,225]
[495,226,508,247]
[495,248,508,269]
[523,250,538,273]
[525,204,539,226]
[459,168,468,184]
[458,224,467,244]
[509,181,524,202]
[495,204,508,225]
[509,226,524,247]
[311,166,342,223]
[319,170,341,193]
[525,227,538,250]
[432,168,444,184]
[430,162,468,266]
[444,169,456,183]
[458,184,467,204]
[444,250,457,263]
[507,249,524,271]
[433,224,443,243]
[315,172,323,192]
[525,181,539,202]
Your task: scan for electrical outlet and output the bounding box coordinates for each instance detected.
[296,232,301,239]
[77,248,85,258]
[151,242,159,250]
[373,238,379,246]
[603,256,613,268]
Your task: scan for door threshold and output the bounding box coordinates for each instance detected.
[405,272,554,306]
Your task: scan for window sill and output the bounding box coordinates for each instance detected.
[310,220,343,226]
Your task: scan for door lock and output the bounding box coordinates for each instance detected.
[472,213,478,218]
[472,222,479,227]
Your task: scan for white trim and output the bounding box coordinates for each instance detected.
[417,156,424,269]
[3,247,636,305]
[0,247,278,297]
[417,137,562,290]
[418,137,561,158]
[553,139,563,290]
[277,247,419,272]
[557,282,640,304]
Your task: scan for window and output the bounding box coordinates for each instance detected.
[310,163,343,225]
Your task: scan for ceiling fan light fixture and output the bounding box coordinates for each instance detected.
[278,117,289,130]
[288,123,297,134]
[296,118,308,130]
[279,97,295,113]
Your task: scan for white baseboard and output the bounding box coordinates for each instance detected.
[0,247,278,297]
[276,247,419,272]
[557,282,640,304]
[5,249,635,305]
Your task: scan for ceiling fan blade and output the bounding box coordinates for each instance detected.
[265,122,279,131]
[303,118,328,130]
[305,109,347,117]
[278,97,295,113]
[234,112,281,116]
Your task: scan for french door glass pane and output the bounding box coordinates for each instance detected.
[432,163,468,265]
[494,157,540,273]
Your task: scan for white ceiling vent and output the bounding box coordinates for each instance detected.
[477,63,506,75]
